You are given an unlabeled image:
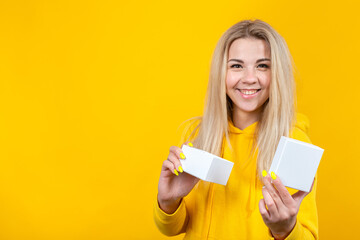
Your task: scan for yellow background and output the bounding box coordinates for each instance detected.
[0,0,358,239]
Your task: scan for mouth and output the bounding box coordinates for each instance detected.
[237,89,261,95]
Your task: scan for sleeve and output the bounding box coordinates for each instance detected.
[153,197,189,236]
[153,118,201,236]
[267,113,319,239]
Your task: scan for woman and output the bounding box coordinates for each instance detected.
[154,19,318,239]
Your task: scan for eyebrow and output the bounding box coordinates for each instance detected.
[227,58,271,63]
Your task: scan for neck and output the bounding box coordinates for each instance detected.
[232,107,262,130]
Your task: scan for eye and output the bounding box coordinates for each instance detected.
[257,64,269,69]
[230,64,243,68]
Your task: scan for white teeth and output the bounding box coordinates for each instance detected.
[240,89,259,95]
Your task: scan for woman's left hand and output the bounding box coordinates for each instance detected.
[259,172,314,240]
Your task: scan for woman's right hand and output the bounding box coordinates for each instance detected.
[157,142,200,214]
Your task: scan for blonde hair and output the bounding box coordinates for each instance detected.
[186,19,295,180]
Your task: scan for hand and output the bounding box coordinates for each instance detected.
[157,142,199,214]
[259,172,314,240]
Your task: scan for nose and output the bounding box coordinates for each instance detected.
[241,68,258,85]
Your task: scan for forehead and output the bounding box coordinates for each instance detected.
[228,38,271,59]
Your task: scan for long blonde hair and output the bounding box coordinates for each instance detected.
[187,19,295,180]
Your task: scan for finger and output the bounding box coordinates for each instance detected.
[162,159,178,176]
[263,175,286,209]
[182,141,194,147]
[263,175,293,219]
[167,152,183,173]
[270,173,294,206]
[170,145,186,160]
[259,198,270,220]
[262,187,279,219]
[292,190,309,204]
[292,177,315,203]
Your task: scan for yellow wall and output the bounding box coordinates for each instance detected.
[0,0,358,239]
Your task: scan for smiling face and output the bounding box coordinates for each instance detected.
[226,37,271,121]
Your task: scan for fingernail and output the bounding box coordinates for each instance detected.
[271,171,277,180]
[180,153,186,159]
[262,170,267,177]
[188,142,193,147]
[174,169,179,176]
[178,166,183,173]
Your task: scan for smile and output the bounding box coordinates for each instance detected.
[235,88,261,99]
[237,89,261,95]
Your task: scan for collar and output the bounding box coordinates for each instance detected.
[228,120,258,134]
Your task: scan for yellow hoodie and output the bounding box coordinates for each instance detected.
[154,114,318,240]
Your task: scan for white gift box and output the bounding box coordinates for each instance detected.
[269,136,324,192]
[180,145,234,186]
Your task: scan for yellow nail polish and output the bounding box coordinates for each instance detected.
[178,166,183,173]
[188,142,193,147]
[262,170,267,177]
[174,169,179,176]
[271,171,277,180]
[180,153,186,159]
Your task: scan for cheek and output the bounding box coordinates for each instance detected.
[225,78,231,92]
[260,73,271,90]
[225,72,238,89]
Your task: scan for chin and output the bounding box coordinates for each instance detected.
[235,105,261,113]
